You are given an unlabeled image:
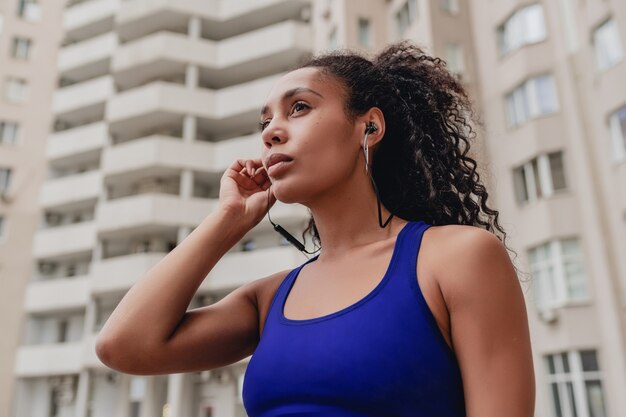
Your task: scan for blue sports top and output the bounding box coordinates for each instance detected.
[242,220,466,417]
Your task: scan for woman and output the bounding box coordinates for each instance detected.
[96,40,535,417]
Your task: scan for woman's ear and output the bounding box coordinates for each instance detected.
[362,107,385,148]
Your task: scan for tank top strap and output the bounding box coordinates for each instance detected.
[389,219,431,278]
[262,253,320,334]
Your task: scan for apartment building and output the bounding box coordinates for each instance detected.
[470,0,626,416]
[0,1,65,417]
[6,0,626,416]
[10,0,314,416]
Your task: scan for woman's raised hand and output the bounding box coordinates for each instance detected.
[218,158,276,227]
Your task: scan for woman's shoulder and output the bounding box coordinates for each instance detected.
[423,223,513,306]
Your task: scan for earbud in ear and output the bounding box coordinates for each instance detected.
[366,122,378,134]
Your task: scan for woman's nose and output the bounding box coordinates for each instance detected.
[262,122,286,147]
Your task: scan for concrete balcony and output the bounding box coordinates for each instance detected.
[83,333,106,369]
[97,194,307,239]
[97,194,213,239]
[496,41,555,96]
[200,246,304,291]
[34,222,97,261]
[39,171,102,210]
[64,0,119,43]
[59,32,117,83]
[47,122,108,167]
[595,60,626,116]
[24,277,89,315]
[505,115,566,168]
[116,0,310,41]
[90,245,304,298]
[15,342,83,377]
[105,74,280,140]
[54,75,114,125]
[113,20,312,89]
[515,193,581,247]
[102,136,212,183]
[91,252,165,296]
[101,134,259,182]
[213,133,260,170]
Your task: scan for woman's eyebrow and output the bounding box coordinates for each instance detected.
[260,87,324,117]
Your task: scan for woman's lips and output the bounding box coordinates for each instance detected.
[267,160,294,177]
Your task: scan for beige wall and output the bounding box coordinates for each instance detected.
[469,0,626,416]
[0,1,65,417]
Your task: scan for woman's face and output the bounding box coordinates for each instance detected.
[259,67,363,205]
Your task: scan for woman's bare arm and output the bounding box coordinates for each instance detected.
[96,157,277,375]
[437,226,535,417]
[95,209,265,375]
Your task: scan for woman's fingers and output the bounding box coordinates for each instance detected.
[233,159,269,189]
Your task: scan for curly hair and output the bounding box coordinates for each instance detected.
[290,40,527,282]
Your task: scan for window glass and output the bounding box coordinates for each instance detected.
[548,152,567,191]
[580,350,599,372]
[593,19,624,71]
[440,0,459,14]
[585,380,608,417]
[0,168,12,193]
[608,106,626,161]
[358,18,372,48]
[0,122,19,145]
[551,382,564,417]
[506,75,558,128]
[328,26,338,50]
[546,350,608,417]
[498,4,547,55]
[534,75,559,115]
[12,37,32,60]
[17,0,41,21]
[0,216,5,241]
[5,77,28,103]
[561,238,588,301]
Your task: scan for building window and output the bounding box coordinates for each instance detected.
[0,167,12,195]
[129,377,145,417]
[4,77,28,103]
[16,0,41,22]
[58,320,69,343]
[593,18,624,71]
[395,0,418,38]
[608,106,626,162]
[545,350,608,417]
[506,74,559,128]
[237,371,245,404]
[441,0,459,14]
[0,216,5,242]
[241,239,256,252]
[513,151,567,204]
[498,4,547,56]
[445,43,464,77]
[0,121,19,145]
[357,17,372,48]
[328,26,338,50]
[529,237,589,312]
[12,37,32,60]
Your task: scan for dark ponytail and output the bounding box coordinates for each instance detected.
[292,39,527,282]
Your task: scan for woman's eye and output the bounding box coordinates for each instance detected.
[292,101,309,113]
[258,102,309,131]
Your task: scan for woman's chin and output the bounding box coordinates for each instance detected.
[269,181,302,205]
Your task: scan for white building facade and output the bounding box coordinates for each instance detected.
[4,0,626,417]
